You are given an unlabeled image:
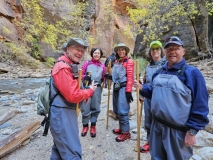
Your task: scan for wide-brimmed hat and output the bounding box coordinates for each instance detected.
[150,40,162,48]
[114,43,130,54]
[164,36,183,48]
[66,38,89,49]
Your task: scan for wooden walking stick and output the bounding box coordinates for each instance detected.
[76,69,82,117]
[106,60,112,129]
[134,59,142,160]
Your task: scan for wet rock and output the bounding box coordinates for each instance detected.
[22,100,35,105]
[30,73,45,78]
[0,96,9,101]
[18,74,30,78]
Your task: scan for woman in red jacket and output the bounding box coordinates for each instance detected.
[111,43,134,142]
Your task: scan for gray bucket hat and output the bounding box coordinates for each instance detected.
[66,38,89,49]
[114,43,130,54]
[62,42,67,52]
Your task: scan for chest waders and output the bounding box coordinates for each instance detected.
[144,63,163,140]
[112,63,130,133]
[50,70,82,159]
[81,63,103,125]
[150,70,193,160]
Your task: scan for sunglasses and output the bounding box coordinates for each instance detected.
[151,47,161,51]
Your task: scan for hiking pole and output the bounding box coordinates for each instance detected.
[134,59,141,160]
[76,69,82,117]
[106,60,112,129]
[101,78,105,92]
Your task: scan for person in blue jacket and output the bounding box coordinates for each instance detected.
[134,36,209,160]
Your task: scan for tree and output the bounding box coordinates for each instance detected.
[128,0,213,57]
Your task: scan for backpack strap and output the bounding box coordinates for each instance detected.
[176,64,187,76]
[56,60,72,68]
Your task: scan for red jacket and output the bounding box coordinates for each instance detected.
[51,54,93,103]
[115,56,134,92]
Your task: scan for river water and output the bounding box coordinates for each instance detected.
[0,77,47,93]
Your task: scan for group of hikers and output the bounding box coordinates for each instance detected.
[48,36,209,160]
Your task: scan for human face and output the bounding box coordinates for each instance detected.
[165,44,186,68]
[150,44,162,62]
[66,45,85,63]
[92,49,101,60]
[117,48,126,58]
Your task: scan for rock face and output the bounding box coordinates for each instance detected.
[133,0,213,60]
[0,0,212,60]
[0,0,23,42]
[0,0,136,59]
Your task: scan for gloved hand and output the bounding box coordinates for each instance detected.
[83,75,91,87]
[104,73,112,80]
[126,92,133,103]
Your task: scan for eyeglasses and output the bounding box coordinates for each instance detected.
[165,47,181,51]
[151,47,161,51]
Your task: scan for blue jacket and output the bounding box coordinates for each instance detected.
[140,58,209,131]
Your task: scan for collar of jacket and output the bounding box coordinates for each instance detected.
[117,56,129,63]
[91,58,101,65]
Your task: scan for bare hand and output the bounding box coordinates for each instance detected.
[84,98,90,105]
[133,80,143,90]
[184,131,196,147]
[89,80,97,91]
[139,77,144,84]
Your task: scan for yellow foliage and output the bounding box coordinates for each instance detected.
[20,0,89,54]
[127,0,213,45]
[2,27,11,34]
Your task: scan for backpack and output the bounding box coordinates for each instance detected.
[105,53,116,67]
[37,60,74,136]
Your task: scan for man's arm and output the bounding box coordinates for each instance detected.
[185,67,209,131]
[53,68,94,103]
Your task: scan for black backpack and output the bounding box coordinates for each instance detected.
[105,53,116,67]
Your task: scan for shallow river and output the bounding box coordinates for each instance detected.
[0,78,47,93]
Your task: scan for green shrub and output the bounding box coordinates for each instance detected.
[46,57,55,67]
[132,56,147,76]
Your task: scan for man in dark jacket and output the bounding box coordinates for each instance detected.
[134,36,209,160]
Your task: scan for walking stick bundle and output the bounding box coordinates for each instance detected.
[76,69,82,117]
[106,60,112,129]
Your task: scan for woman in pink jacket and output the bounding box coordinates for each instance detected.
[80,48,106,138]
